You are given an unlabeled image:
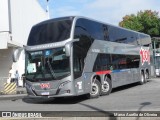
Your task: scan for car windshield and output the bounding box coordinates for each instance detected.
[25,47,70,81]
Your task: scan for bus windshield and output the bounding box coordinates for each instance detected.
[25,47,70,81]
[27,18,73,46]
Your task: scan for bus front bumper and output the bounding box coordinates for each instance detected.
[27,93,77,99]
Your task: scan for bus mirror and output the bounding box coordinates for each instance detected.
[65,39,79,56]
[12,48,23,62]
[65,43,71,56]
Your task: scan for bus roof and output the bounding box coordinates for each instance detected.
[33,16,75,27]
[73,16,150,37]
[32,16,150,38]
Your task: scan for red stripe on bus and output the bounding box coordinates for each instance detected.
[96,70,111,75]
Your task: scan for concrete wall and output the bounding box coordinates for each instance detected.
[9,0,47,46]
[0,0,47,80]
[0,47,14,77]
[0,0,10,32]
[0,47,13,91]
[0,33,9,49]
[0,0,10,49]
[0,0,47,48]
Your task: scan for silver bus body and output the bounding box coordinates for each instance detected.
[24,16,154,98]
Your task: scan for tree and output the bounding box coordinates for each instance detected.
[119,10,160,37]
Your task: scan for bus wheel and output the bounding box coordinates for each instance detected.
[145,71,149,82]
[89,79,101,98]
[101,77,112,95]
[139,72,145,85]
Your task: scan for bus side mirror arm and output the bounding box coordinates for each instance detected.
[65,39,79,56]
[12,47,24,62]
[65,43,72,56]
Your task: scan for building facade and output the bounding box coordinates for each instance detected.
[0,0,47,86]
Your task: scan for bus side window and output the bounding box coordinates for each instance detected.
[93,53,112,72]
[74,58,82,72]
[73,43,85,79]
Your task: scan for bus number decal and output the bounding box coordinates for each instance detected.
[40,83,50,89]
[139,47,150,65]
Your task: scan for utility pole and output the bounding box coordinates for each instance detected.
[46,0,50,19]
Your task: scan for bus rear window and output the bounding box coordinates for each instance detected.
[27,19,73,46]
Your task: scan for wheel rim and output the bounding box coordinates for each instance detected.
[102,81,109,92]
[90,82,99,96]
[141,73,144,83]
[145,72,149,79]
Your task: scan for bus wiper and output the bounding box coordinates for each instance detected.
[47,58,57,79]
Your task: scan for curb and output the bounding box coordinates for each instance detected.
[0,94,27,100]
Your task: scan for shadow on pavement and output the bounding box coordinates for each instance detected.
[79,103,117,119]
[22,95,89,104]
[111,80,151,93]
[136,102,152,120]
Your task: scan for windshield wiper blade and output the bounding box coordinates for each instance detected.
[47,59,57,79]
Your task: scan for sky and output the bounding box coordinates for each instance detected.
[38,0,160,26]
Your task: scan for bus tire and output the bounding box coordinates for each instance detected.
[88,79,101,98]
[145,71,149,82]
[139,72,145,85]
[101,77,112,95]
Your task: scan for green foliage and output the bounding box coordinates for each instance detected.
[119,10,160,36]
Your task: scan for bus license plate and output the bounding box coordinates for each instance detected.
[41,92,49,95]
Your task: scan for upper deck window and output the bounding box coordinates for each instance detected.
[27,18,73,46]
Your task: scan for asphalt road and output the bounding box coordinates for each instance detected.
[0,78,160,112]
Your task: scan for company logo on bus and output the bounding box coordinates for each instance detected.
[140,47,150,65]
[40,83,50,89]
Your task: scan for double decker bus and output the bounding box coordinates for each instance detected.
[16,16,154,98]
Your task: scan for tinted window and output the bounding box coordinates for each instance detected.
[27,18,73,46]
[112,54,127,69]
[73,42,86,79]
[126,55,140,68]
[25,47,70,81]
[74,18,109,41]
[93,53,140,72]
[73,33,93,79]
[108,26,138,45]
[75,18,141,45]
[93,54,112,72]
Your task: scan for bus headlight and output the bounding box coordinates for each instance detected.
[58,81,71,89]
